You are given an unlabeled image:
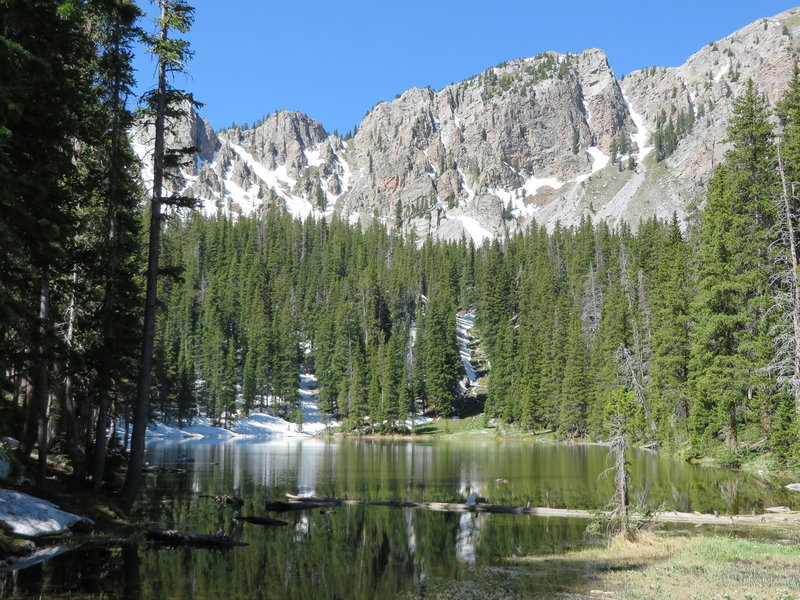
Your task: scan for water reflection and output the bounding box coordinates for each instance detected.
[2,439,797,599]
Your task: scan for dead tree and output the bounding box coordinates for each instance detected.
[609,418,631,537]
[619,343,656,435]
[771,147,800,410]
[619,242,657,434]
[582,263,603,343]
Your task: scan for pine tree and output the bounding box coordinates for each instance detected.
[122,0,197,507]
[422,286,461,418]
[559,314,589,437]
[272,296,299,420]
[648,217,692,447]
[689,81,777,454]
[86,0,144,492]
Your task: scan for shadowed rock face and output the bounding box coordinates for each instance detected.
[130,8,800,243]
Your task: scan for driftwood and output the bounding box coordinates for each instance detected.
[145,528,247,548]
[234,515,288,526]
[284,494,800,529]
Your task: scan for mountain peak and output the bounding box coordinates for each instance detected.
[131,8,800,243]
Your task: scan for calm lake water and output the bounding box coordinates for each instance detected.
[3,438,799,599]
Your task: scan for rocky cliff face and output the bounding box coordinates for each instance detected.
[130,7,800,243]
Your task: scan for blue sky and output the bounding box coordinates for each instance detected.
[132,1,798,134]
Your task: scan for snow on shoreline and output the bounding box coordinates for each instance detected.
[0,489,93,538]
[118,374,336,442]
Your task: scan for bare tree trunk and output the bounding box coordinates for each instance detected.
[777,147,800,409]
[613,430,629,530]
[20,276,57,484]
[119,1,168,508]
[619,343,654,429]
[35,277,51,487]
[123,404,130,451]
[11,367,21,406]
[21,374,37,458]
[59,275,82,478]
[582,263,602,342]
[619,243,657,434]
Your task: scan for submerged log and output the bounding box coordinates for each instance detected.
[264,501,325,512]
[145,528,247,548]
[284,494,800,529]
[234,515,288,526]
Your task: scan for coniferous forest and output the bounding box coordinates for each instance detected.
[6,0,800,509]
[117,74,800,471]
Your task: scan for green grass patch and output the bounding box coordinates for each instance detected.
[692,536,800,561]
[412,415,501,437]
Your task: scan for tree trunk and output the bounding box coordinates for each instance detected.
[619,243,657,434]
[59,276,82,479]
[119,1,168,509]
[777,148,800,410]
[92,14,127,494]
[21,373,37,458]
[35,276,51,487]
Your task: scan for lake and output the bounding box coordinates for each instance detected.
[2,438,799,599]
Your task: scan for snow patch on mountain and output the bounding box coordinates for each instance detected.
[714,63,730,83]
[457,168,477,205]
[304,146,324,168]
[454,215,493,246]
[622,91,653,161]
[229,140,320,219]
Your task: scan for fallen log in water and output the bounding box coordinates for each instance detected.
[234,515,288,526]
[145,528,247,548]
[264,501,326,513]
[284,494,800,528]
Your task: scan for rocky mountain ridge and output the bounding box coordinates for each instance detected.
[131,7,800,243]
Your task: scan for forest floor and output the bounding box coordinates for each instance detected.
[0,455,130,570]
[1,455,128,527]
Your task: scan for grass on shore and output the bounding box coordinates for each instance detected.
[514,532,800,599]
[411,415,557,439]
[404,533,800,599]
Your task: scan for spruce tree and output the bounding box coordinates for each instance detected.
[422,286,461,418]
[689,81,777,453]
